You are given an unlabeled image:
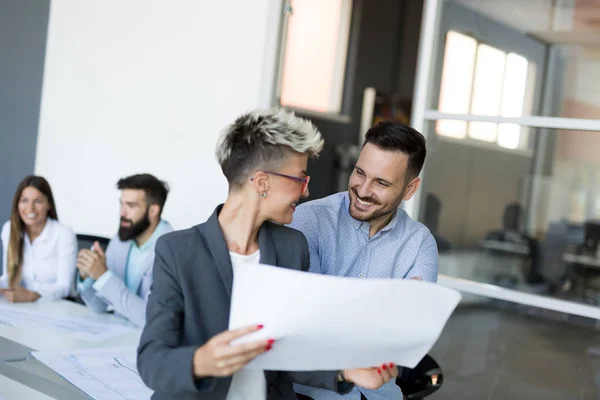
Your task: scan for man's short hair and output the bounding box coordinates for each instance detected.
[363,121,427,182]
[117,174,169,215]
[216,108,324,188]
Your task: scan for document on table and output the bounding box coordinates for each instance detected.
[0,305,133,342]
[32,348,152,400]
[229,264,461,371]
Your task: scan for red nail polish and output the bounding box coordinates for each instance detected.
[377,369,381,374]
[268,339,275,345]
[257,324,264,329]
[389,363,394,368]
[382,364,388,370]
[266,345,272,351]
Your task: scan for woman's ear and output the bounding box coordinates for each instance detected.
[251,171,270,194]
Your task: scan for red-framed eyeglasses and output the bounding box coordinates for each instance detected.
[251,171,310,193]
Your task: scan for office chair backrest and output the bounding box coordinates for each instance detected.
[67,234,111,304]
[423,194,441,235]
[503,202,523,232]
[76,234,110,252]
[540,221,584,282]
[584,221,600,253]
[396,354,443,399]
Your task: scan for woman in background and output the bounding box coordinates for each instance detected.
[0,176,77,302]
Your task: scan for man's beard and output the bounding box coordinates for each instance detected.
[118,210,151,241]
[348,187,405,223]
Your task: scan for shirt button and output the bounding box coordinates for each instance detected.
[359,274,364,278]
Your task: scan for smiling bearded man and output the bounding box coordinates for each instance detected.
[289,121,439,400]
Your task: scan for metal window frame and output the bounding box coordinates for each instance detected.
[410,0,600,320]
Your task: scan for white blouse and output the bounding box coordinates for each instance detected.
[227,250,266,400]
[0,218,77,300]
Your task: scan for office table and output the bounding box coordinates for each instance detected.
[480,239,530,256]
[0,372,55,400]
[0,298,141,399]
[563,252,600,269]
[563,251,600,301]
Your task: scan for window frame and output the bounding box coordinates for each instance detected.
[273,0,354,117]
[436,30,536,150]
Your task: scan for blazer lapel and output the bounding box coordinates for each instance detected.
[202,209,278,297]
[115,240,133,280]
[203,206,235,297]
[258,223,277,266]
[132,250,154,294]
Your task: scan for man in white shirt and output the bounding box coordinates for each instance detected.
[76,174,172,326]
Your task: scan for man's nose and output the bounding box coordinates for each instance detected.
[356,181,372,199]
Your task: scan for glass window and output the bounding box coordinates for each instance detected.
[436,31,536,150]
[412,1,600,392]
[278,0,352,114]
[436,31,477,138]
[433,0,600,121]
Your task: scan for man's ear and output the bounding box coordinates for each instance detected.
[148,204,161,221]
[402,177,421,201]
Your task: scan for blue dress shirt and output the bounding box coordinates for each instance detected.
[289,192,438,400]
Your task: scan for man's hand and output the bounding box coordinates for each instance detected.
[2,287,40,303]
[78,268,89,279]
[193,324,273,378]
[77,241,108,280]
[343,363,399,390]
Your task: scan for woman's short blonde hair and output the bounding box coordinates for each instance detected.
[216,108,324,187]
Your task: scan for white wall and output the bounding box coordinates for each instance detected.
[35,0,282,236]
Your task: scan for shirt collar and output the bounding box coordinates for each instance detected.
[25,218,54,244]
[134,220,168,251]
[343,192,401,232]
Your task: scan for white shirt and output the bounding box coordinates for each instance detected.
[227,250,266,400]
[1,218,77,299]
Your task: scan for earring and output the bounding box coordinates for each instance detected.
[261,192,268,199]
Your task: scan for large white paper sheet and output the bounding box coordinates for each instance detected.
[32,348,153,400]
[0,305,133,342]
[229,264,461,370]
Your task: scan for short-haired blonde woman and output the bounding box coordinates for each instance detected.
[137,109,398,400]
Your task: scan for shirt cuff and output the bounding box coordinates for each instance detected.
[77,277,96,292]
[92,270,114,291]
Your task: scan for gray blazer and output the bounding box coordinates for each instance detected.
[137,206,353,399]
[78,221,173,327]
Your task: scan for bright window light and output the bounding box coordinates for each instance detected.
[497,123,521,149]
[279,0,352,114]
[501,53,529,118]
[468,122,498,142]
[437,31,477,138]
[468,44,506,142]
[436,31,533,151]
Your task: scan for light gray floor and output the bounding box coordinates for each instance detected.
[429,304,600,399]
[428,249,600,399]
